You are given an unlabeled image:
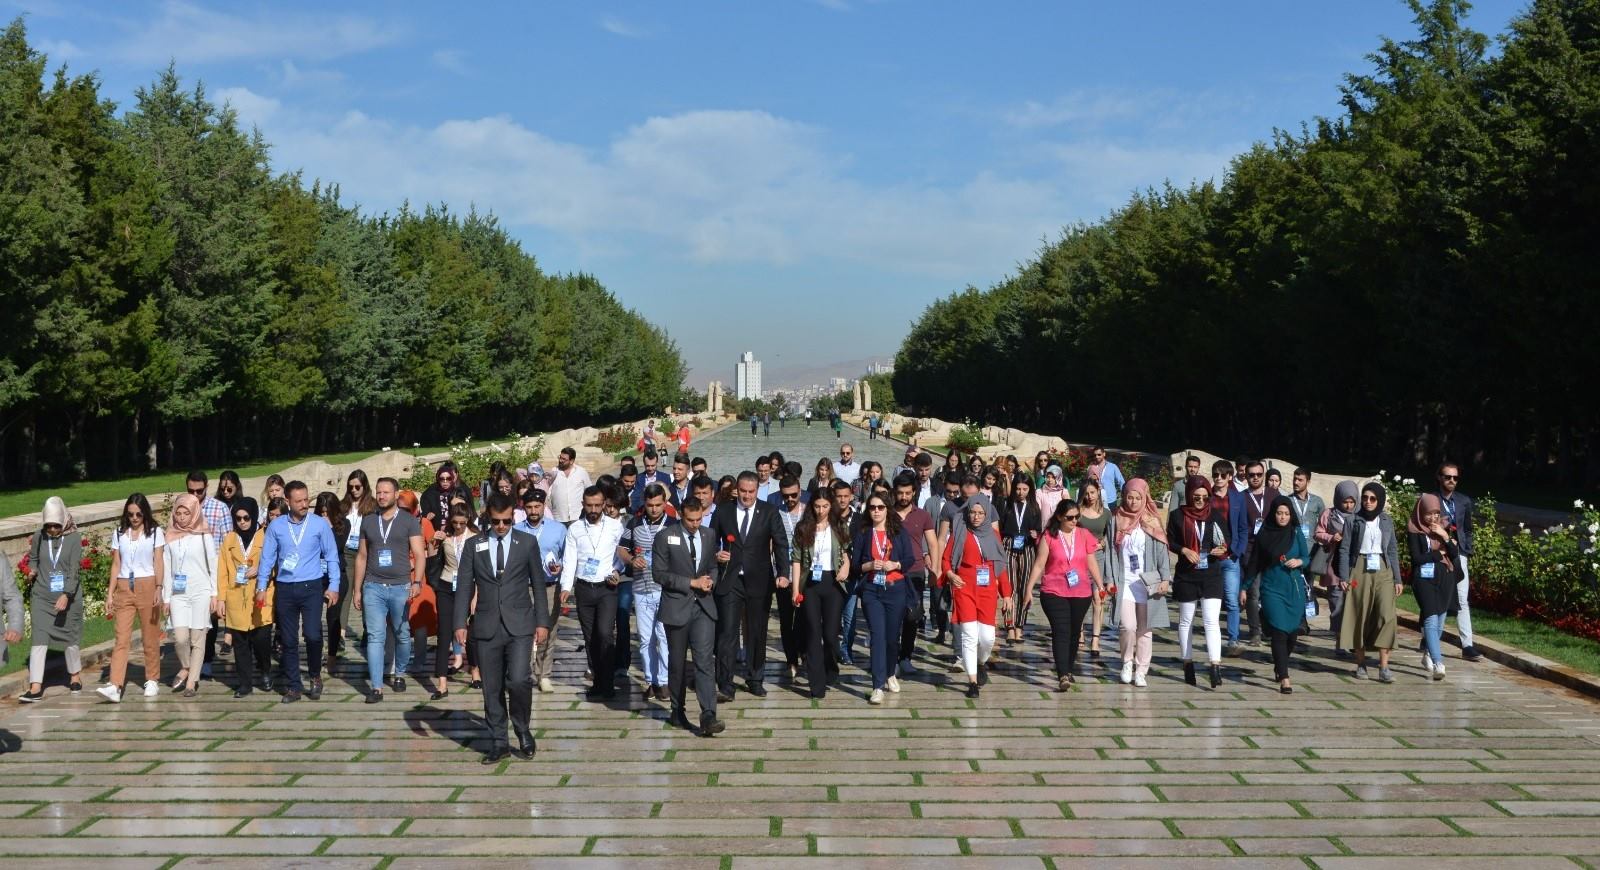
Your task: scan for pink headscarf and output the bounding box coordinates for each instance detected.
[1113,478,1168,546]
[165,493,208,544]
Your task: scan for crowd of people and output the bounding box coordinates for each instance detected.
[0,437,1482,762]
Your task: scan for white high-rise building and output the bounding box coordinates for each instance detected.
[735,351,762,400]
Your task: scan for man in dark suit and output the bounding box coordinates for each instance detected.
[454,492,549,764]
[1436,462,1482,662]
[710,471,790,698]
[653,496,724,735]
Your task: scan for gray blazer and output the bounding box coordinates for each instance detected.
[1336,513,1401,578]
[653,523,719,627]
[1101,529,1173,630]
[453,528,549,640]
[0,553,21,666]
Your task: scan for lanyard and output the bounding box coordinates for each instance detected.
[1294,495,1310,519]
[451,534,464,565]
[872,529,889,561]
[1249,492,1265,515]
[580,521,605,558]
[377,510,396,545]
[1014,504,1025,530]
[288,518,308,550]
[1057,530,1076,564]
[46,536,63,570]
[1194,521,1206,548]
[1441,497,1457,522]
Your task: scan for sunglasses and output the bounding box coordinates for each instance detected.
[1062,514,1080,522]
[488,517,515,527]
[234,514,252,523]
[187,488,207,496]
[1247,472,1264,479]
[868,504,888,511]
[124,511,141,520]
[1363,495,1379,502]
[782,492,800,500]
[1441,474,1458,481]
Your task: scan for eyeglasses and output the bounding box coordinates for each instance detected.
[488,517,515,527]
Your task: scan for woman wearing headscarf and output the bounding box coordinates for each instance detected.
[938,500,1011,699]
[1336,482,1402,682]
[1313,481,1359,657]
[1105,479,1172,687]
[219,497,273,697]
[21,498,86,703]
[1036,464,1066,522]
[1408,493,1460,681]
[1001,476,1042,643]
[1168,475,1229,689]
[1253,496,1308,694]
[163,493,221,697]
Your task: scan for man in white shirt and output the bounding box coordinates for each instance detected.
[833,444,861,486]
[560,485,625,700]
[547,447,592,525]
[754,455,779,501]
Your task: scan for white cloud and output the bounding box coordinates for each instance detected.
[599,14,646,39]
[112,1,402,65]
[431,49,469,75]
[1002,90,1145,130]
[215,86,280,128]
[35,37,81,61]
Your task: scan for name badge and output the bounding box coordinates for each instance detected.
[281,553,299,573]
[1066,569,1080,588]
[476,541,491,553]
[49,571,65,593]
[873,571,888,587]
[1012,535,1026,551]
[1197,553,1209,570]
[1365,553,1380,572]
[582,556,601,578]
[976,566,991,587]
[667,536,681,546]
[1128,553,1141,573]
[377,548,394,569]
[1419,562,1436,580]
[1253,518,1263,535]
[1300,524,1312,541]
[235,565,248,585]
[345,531,360,551]
[810,561,824,582]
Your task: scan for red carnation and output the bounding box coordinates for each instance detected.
[81,557,93,569]
[725,534,735,543]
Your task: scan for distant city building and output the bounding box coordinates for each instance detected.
[828,377,847,392]
[865,360,895,375]
[735,351,763,400]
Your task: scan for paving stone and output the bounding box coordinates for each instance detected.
[78,819,244,836]
[814,837,962,855]
[966,837,1233,856]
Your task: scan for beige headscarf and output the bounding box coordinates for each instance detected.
[41,496,76,534]
[165,493,208,543]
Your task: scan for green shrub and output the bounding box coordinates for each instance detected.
[401,434,546,497]
[946,422,990,454]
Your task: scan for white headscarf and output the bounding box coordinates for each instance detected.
[42,496,76,533]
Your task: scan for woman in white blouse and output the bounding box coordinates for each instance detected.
[163,494,222,697]
[1105,480,1172,687]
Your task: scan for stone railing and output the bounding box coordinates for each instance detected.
[0,412,736,560]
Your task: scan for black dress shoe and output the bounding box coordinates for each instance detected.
[699,715,726,736]
[716,689,735,703]
[669,711,694,730]
[233,688,253,699]
[964,683,980,699]
[469,679,483,690]
[281,690,302,704]
[306,679,323,701]
[746,682,767,698]
[258,674,272,693]
[390,675,406,692]
[515,734,537,759]
[366,690,383,704]
[430,689,449,701]
[481,746,510,765]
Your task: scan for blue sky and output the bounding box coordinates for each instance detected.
[12,0,1528,387]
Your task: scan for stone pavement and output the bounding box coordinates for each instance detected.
[2,617,1600,869]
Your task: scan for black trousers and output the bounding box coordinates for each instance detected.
[775,581,806,667]
[1040,593,1093,678]
[575,581,618,693]
[716,572,774,690]
[667,608,717,720]
[230,626,271,690]
[800,574,844,697]
[475,632,533,750]
[1245,570,1264,641]
[275,580,324,693]
[1268,626,1295,680]
[325,586,350,657]
[899,571,928,661]
[431,583,476,679]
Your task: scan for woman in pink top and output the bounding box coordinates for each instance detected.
[1023,499,1105,692]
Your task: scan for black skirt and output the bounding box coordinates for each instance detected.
[1173,566,1223,603]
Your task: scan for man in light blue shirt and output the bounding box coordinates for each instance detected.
[254,480,341,703]
[517,488,568,692]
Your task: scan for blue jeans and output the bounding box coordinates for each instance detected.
[633,586,670,687]
[861,579,910,689]
[1422,613,1444,665]
[363,582,412,691]
[839,577,861,661]
[1221,556,1242,643]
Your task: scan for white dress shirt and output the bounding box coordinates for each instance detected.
[548,464,593,524]
[561,514,625,593]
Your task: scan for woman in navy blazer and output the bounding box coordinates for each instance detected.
[851,492,916,704]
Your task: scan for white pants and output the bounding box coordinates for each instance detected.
[1178,599,1222,663]
[28,645,81,684]
[958,621,995,678]
[1118,596,1153,677]
[1452,555,1473,647]
[168,592,213,630]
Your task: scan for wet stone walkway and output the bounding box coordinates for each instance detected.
[3,610,1600,869]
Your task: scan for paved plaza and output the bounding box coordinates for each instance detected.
[2,615,1600,868]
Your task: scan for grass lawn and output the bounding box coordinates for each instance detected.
[0,444,452,519]
[1398,590,1600,677]
[0,617,119,678]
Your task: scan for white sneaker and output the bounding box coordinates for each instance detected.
[538,677,554,693]
[899,658,917,674]
[1133,674,1148,688]
[584,669,593,682]
[96,685,122,703]
[868,688,884,705]
[1420,655,1435,675]
[1120,662,1134,684]
[886,676,901,693]
[143,680,159,698]
[1433,662,1446,681]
